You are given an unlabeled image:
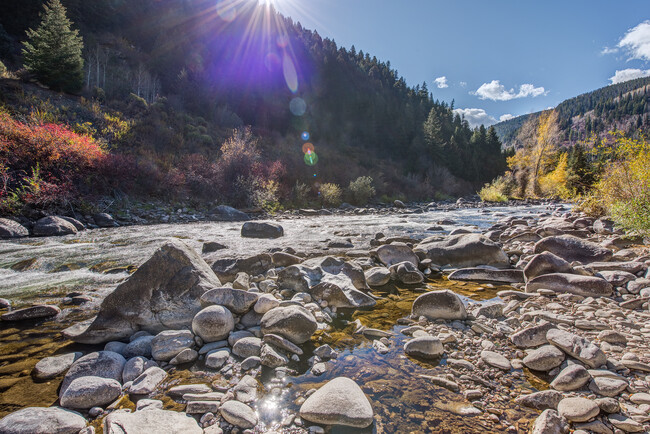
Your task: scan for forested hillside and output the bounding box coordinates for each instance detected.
[0,0,507,216]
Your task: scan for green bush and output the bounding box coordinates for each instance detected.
[347,176,375,205]
[0,60,6,77]
[320,183,342,207]
[610,194,650,237]
[478,175,514,202]
[292,181,311,207]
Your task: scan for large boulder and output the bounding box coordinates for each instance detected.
[241,221,283,238]
[92,213,118,228]
[59,376,122,409]
[526,273,612,297]
[414,234,509,267]
[0,407,87,434]
[523,252,572,282]
[299,377,374,428]
[534,235,612,264]
[191,306,235,343]
[411,290,467,321]
[376,243,419,267]
[63,240,221,344]
[364,267,391,287]
[0,218,28,239]
[60,351,125,397]
[211,254,272,283]
[448,267,524,284]
[104,409,202,433]
[32,216,78,237]
[261,306,318,344]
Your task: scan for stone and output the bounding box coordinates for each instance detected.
[515,390,563,410]
[129,367,167,395]
[299,377,374,428]
[595,397,620,414]
[597,270,637,287]
[241,356,261,370]
[33,216,78,237]
[414,233,509,268]
[534,235,612,264]
[219,400,258,429]
[211,254,272,283]
[60,351,125,397]
[262,334,303,355]
[92,213,117,228]
[364,267,391,287]
[200,288,258,315]
[376,242,419,267]
[480,350,511,371]
[232,337,262,359]
[403,336,445,359]
[103,409,202,433]
[271,251,302,267]
[122,335,154,359]
[191,306,235,343]
[33,352,81,380]
[551,364,591,391]
[523,345,565,371]
[523,252,572,281]
[122,357,156,383]
[473,302,505,318]
[0,407,87,434]
[510,322,555,348]
[186,401,219,414]
[630,393,650,405]
[209,205,249,221]
[253,294,280,314]
[205,350,230,369]
[608,414,644,432]
[531,409,568,434]
[557,397,600,422]
[597,330,627,345]
[526,273,612,298]
[233,375,257,403]
[589,377,628,397]
[411,290,467,321]
[241,221,283,239]
[448,268,524,284]
[593,218,615,234]
[1,305,61,321]
[150,330,195,362]
[547,329,607,368]
[64,240,221,344]
[261,305,318,344]
[136,399,163,411]
[0,218,29,239]
[202,242,227,253]
[389,261,424,284]
[59,376,122,409]
[260,344,289,368]
[167,384,212,398]
[574,420,613,434]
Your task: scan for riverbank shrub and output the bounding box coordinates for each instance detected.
[347,176,375,205]
[320,183,342,207]
[478,175,513,202]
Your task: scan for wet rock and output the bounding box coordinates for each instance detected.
[404,336,444,359]
[523,345,565,371]
[415,233,509,268]
[376,242,418,267]
[261,305,318,344]
[33,352,82,380]
[551,364,591,391]
[510,322,555,348]
[191,306,235,343]
[0,407,87,434]
[60,351,125,397]
[389,261,424,284]
[59,376,122,409]
[480,350,511,371]
[219,400,258,429]
[211,254,272,283]
[271,251,302,267]
[515,390,563,410]
[411,290,467,321]
[241,221,283,239]
[364,267,391,287]
[526,273,612,298]
[0,218,29,239]
[202,241,227,253]
[589,377,628,397]
[299,377,374,428]
[232,337,262,359]
[534,235,612,264]
[150,330,195,361]
[557,397,600,422]
[33,216,78,236]
[523,252,572,282]
[209,205,249,222]
[205,350,230,369]
[531,409,568,434]
[260,343,289,368]
[64,240,221,344]
[1,304,61,322]
[547,329,606,368]
[92,213,118,228]
[448,268,524,284]
[104,409,202,433]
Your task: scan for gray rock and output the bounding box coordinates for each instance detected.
[59,376,122,409]
[129,367,168,395]
[608,414,644,432]
[209,205,249,222]
[589,377,628,397]
[33,216,78,237]
[523,345,565,371]
[299,377,374,428]
[150,330,195,361]
[219,400,258,429]
[200,288,258,315]
[60,351,125,397]
[593,218,615,234]
[510,322,556,348]
[403,336,444,359]
[233,375,257,403]
[64,240,221,344]
[448,267,524,284]
[534,235,612,264]
[551,364,591,391]
[253,294,280,314]
[574,420,614,434]
[271,251,302,267]
[260,343,289,368]
[122,356,157,383]
[473,302,505,318]
[0,407,87,434]
[0,218,29,239]
[241,221,283,239]
[169,348,198,365]
[261,305,318,344]
[92,213,117,228]
[526,273,612,298]
[262,334,303,355]
[1,305,60,321]
[241,356,261,370]
[376,243,419,267]
[122,335,154,359]
[414,233,509,268]
[191,305,235,343]
[388,261,424,284]
[104,409,202,433]
[480,350,511,370]
[228,330,254,346]
[166,384,211,398]
[523,252,572,282]
[202,241,227,253]
[547,329,606,368]
[186,401,220,414]
[515,390,563,410]
[598,330,627,345]
[232,337,262,359]
[364,267,391,287]
[411,290,467,321]
[597,270,636,287]
[211,254,272,283]
[557,397,600,422]
[33,352,81,380]
[205,350,230,369]
[531,409,568,434]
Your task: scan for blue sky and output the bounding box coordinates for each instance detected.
[271,0,650,127]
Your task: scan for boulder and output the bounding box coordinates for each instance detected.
[104,409,202,433]
[200,288,258,315]
[376,243,419,267]
[33,352,82,380]
[1,305,60,322]
[60,351,125,397]
[128,366,167,395]
[389,261,424,284]
[150,330,195,361]
[523,252,572,282]
[404,336,444,359]
[364,267,391,287]
[211,254,272,283]
[59,216,85,231]
[63,240,221,344]
[0,218,28,239]
[209,205,250,221]
[219,400,258,429]
[414,234,509,268]
[557,397,600,422]
[92,213,118,228]
[534,235,612,263]
[448,267,524,284]
[551,364,591,391]
[522,345,565,371]
[299,377,374,428]
[59,376,122,409]
[0,407,87,434]
[547,329,607,368]
[33,216,78,237]
[526,273,612,298]
[241,221,283,238]
[411,290,467,321]
[261,306,317,344]
[202,241,227,253]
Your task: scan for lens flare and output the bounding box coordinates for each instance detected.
[301,142,314,154]
[216,0,238,22]
[277,34,290,48]
[304,150,318,166]
[290,97,306,116]
[264,52,281,72]
[301,131,310,141]
[283,54,299,93]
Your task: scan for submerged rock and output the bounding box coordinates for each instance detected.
[411,290,467,321]
[0,407,87,434]
[404,336,444,359]
[414,233,509,268]
[299,377,374,428]
[1,305,61,322]
[33,352,82,380]
[448,267,524,284]
[104,409,202,433]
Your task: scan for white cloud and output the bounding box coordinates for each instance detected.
[609,68,650,84]
[618,20,650,61]
[601,46,619,55]
[499,114,515,122]
[473,80,546,101]
[433,76,448,89]
[459,81,467,87]
[453,108,497,128]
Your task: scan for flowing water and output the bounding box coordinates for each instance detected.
[0,205,551,432]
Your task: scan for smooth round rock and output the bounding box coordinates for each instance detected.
[551,364,591,391]
[299,377,374,428]
[480,350,511,371]
[33,353,81,380]
[403,337,444,359]
[0,407,87,434]
[260,305,318,344]
[522,345,565,371]
[192,306,235,343]
[557,397,600,422]
[411,290,467,321]
[60,351,125,397]
[219,400,258,429]
[59,376,122,409]
[150,330,195,361]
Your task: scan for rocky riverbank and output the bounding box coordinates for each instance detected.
[1,204,649,433]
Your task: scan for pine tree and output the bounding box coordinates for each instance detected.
[22,0,84,93]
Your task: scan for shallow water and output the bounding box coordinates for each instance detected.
[0,205,551,431]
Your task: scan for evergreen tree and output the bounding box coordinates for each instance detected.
[22,0,84,93]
